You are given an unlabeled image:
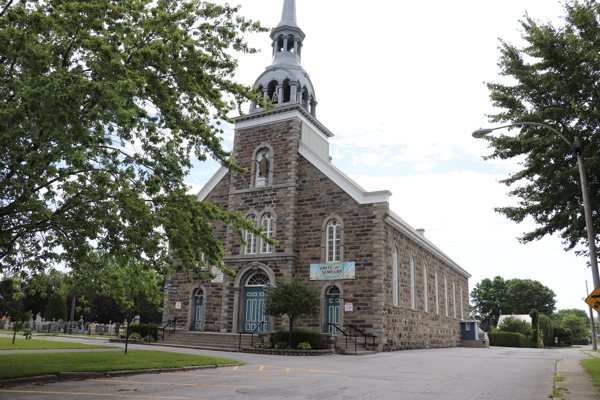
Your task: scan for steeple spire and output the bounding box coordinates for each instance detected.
[278,0,297,28]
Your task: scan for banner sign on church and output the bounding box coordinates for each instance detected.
[309,262,356,280]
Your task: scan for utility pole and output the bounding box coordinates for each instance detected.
[586,281,597,351]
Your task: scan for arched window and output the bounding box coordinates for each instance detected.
[194,288,204,298]
[423,265,428,313]
[410,257,416,310]
[326,219,341,262]
[261,213,274,254]
[460,285,464,319]
[444,276,448,317]
[435,271,439,315]
[287,35,296,52]
[267,80,278,103]
[392,247,398,307]
[247,272,269,286]
[453,281,457,318]
[283,79,291,103]
[245,215,257,254]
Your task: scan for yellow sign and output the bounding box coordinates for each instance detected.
[585,287,600,312]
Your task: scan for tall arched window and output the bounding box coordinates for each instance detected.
[261,213,274,254]
[453,281,457,318]
[435,271,439,315]
[245,215,257,254]
[460,285,464,319]
[423,265,428,313]
[444,276,448,317]
[410,257,416,310]
[392,247,398,307]
[326,220,341,262]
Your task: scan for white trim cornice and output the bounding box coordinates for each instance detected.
[385,210,471,278]
[299,142,392,205]
[197,167,228,201]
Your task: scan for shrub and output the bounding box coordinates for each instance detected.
[272,329,323,349]
[530,309,539,348]
[129,332,142,340]
[496,316,532,337]
[253,342,271,349]
[297,342,312,350]
[488,331,529,348]
[538,314,553,347]
[127,323,159,340]
[45,292,67,322]
[275,341,288,349]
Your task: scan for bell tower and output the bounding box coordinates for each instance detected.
[249,0,317,117]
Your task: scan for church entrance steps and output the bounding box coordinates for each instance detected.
[334,336,376,355]
[157,331,254,351]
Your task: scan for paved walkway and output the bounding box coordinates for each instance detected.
[556,350,600,399]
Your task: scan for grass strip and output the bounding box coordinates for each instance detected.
[0,337,114,350]
[582,358,600,386]
[0,350,244,379]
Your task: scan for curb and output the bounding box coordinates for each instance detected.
[0,364,241,388]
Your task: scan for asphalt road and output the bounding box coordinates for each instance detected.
[0,335,591,400]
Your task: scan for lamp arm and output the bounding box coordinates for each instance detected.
[490,122,573,148]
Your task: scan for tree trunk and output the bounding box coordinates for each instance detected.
[288,317,293,346]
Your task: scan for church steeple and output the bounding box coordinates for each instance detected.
[248,0,317,118]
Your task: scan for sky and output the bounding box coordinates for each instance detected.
[185,0,594,313]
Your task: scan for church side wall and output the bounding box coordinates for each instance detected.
[382,221,469,350]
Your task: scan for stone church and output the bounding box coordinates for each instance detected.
[163,0,471,352]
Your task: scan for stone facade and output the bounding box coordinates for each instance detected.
[163,0,470,352]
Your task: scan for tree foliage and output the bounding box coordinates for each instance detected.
[496,315,532,337]
[470,276,556,325]
[45,291,67,321]
[483,0,600,255]
[562,314,588,341]
[264,280,320,345]
[0,0,272,285]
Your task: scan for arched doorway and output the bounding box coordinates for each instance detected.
[244,272,269,332]
[326,286,341,333]
[192,288,204,332]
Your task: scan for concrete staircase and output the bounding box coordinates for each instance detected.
[154,330,256,352]
[334,335,377,355]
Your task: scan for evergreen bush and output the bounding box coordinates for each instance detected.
[127,323,159,340]
[272,329,323,349]
[529,309,539,348]
[538,314,553,347]
[488,331,530,347]
[45,292,67,322]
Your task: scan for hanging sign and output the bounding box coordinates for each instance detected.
[309,262,356,280]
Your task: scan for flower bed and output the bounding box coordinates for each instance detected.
[242,348,333,356]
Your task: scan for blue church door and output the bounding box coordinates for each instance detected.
[193,289,204,332]
[244,273,269,333]
[327,286,341,334]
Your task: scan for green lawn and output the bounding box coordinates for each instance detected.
[0,351,244,379]
[0,337,114,350]
[582,358,600,386]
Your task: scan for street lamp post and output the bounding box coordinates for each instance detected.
[472,122,599,291]
[474,122,598,350]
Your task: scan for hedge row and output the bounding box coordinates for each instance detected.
[272,330,323,349]
[127,323,159,340]
[488,331,530,348]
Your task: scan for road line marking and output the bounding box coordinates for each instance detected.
[232,366,239,370]
[162,373,304,380]
[284,368,291,372]
[90,379,255,388]
[0,390,189,399]
[260,366,342,373]
[258,366,264,371]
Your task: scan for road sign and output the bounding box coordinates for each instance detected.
[585,286,600,312]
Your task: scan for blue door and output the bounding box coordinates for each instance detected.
[193,290,204,332]
[327,288,340,334]
[244,286,268,332]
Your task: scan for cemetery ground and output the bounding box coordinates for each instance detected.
[0,336,598,400]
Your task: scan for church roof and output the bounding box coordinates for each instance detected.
[278,0,298,28]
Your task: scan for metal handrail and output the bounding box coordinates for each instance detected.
[328,323,359,352]
[347,324,377,349]
[160,319,177,341]
[238,321,267,350]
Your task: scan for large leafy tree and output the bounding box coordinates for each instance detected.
[470,276,556,326]
[483,0,600,256]
[0,1,271,283]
